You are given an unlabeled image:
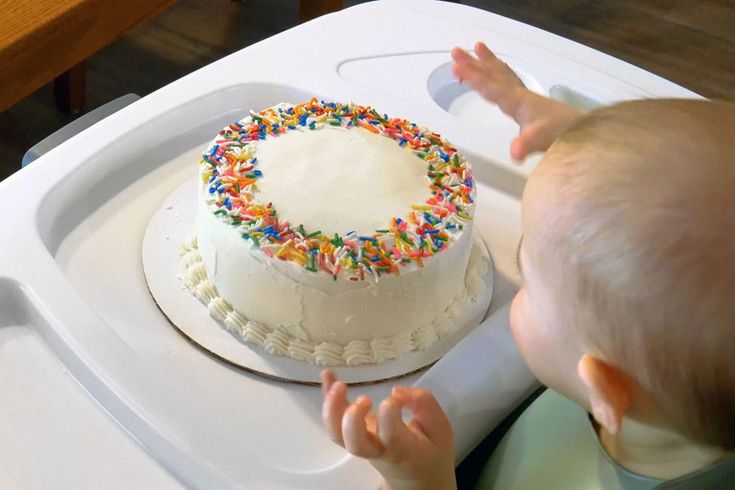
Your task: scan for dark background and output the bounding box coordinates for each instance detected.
[1,0,733,181]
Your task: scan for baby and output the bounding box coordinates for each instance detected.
[321,43,735,489]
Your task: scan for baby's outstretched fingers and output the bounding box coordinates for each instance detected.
[320,368,336,397]
[449,41,583,160]
[322,373,349,446]
[342,396,385,459]
[377,396,414,456]
[451,44,525,116]
[321,382,457,490]
[450,46,472,64]
[473,41,497,62]
[391,386,453,446]
[450,47,481,84]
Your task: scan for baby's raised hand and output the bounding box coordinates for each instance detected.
[451,42,584,160]
[451,42,527,122]
[321,369,456,490]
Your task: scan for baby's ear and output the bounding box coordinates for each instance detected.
[577,354,632,435]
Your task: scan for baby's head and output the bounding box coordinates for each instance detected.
[510,99,735,449]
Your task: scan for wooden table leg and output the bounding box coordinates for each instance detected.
[299,0,343,22]
[54,60,86,114]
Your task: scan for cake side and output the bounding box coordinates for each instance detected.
[195,196,473,344]
[181,233,488,366]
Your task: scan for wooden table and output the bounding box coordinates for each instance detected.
[0,0,179,113]
[0,0,345,114]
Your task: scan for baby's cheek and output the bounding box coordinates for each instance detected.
[509,289,532,356]
[510,289,553,385]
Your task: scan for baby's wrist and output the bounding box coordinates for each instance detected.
[497,86,530,123]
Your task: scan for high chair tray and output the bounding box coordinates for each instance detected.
[0,1,698,487]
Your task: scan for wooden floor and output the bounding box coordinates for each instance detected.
[1,0,733,181]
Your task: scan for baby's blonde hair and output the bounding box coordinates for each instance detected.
[538,99,735,449]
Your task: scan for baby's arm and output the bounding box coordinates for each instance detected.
[321,370,456,490]
[451,42,584,160]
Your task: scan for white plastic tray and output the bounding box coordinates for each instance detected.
[0,1,699,488]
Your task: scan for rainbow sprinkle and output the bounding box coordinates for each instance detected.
[200,98,474,281]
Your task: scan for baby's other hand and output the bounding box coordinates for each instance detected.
[451,42,527,121]
[321,369,456,490]
[451,42,584,161]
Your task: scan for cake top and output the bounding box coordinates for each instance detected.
[200,99,474,281]
[255,123,429,235]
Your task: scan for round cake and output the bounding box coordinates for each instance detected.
[180,99,487,366]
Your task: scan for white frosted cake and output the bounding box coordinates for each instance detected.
[180,99,487,366]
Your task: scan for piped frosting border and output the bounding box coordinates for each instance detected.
[179,235,488,366]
